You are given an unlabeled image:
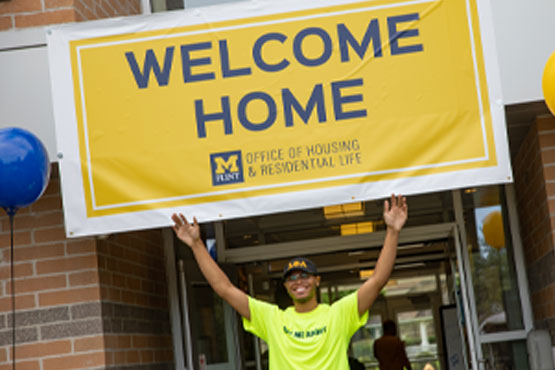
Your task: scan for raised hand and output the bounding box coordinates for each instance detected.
[383,194,408,232]
[171,213,201,248]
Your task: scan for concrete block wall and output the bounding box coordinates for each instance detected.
[0,164,174,370]
[513,115,555,344]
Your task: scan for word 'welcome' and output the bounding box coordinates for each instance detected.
[124,12,423,138]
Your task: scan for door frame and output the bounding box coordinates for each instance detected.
[451,187,534,369]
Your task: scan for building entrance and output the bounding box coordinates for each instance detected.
[166,187,534,370]
[239,236,465,370]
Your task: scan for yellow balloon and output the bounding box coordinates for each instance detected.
[482,210,505,250]
[543,51,555,116]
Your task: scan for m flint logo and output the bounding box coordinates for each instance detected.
[210,151,244,186]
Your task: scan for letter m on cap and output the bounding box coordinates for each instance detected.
[290,261,307,268]
[210,150,244,186]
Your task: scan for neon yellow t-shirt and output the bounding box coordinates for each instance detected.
[242,292,368,370]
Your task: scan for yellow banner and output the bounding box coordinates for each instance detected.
[51,0,508,227]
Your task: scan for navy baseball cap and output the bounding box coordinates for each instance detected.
[283,257,318,279]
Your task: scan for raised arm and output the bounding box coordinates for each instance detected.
[357,194,408,316]
[172,214,250,320]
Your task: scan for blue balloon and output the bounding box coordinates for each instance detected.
[0,127,51,215]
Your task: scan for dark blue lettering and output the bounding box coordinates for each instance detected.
[125,47,174,89]
[238,92,277,131]
[219,40,252,78]
[331,79,367,120]
[195,97,232,138]
[181,42,215,82]
[338,20,383,62]
[253,33,289,72]
[282,84,326,126]
[293,27,332,67]
[388,13,424,55]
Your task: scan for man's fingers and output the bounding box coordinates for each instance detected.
[171,213,198,230]
[385,194,407,211]
[171,213,192,229]
[387,194,398,210]
[400,195,407,208]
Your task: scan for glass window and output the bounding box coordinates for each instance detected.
[184,0,241,7]
[176,235,236,368]
[481,340,530,370]
[151,0,242,13]
[351,313,383,368]
[397,309,440,370]
[462,186,525,334]
[190,283,229,364]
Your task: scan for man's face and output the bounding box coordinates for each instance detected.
[283,271,321,304]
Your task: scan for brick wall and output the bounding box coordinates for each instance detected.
[0,0,140,30]
[97,230,173,369]
[0,164,174,370]
[513,115,555,343]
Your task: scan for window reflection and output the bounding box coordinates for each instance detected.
[397,309,440,370]
[151,0,243,13]
[191,284,229,364]
[351,313,383,366]
[463,186,524,334]
[481,340,530,370]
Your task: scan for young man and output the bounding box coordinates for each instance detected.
[171,194,408,370]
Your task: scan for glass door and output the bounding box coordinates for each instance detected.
[350,308,385,370]
[188,281,240,370]
[395,307,440,370]
[453,187,534,370]
[343,271,454,370]
[178,256,241,370]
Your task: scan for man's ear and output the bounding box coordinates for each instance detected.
[315,275,321,286]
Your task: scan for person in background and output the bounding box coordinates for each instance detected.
[373,319,412,370]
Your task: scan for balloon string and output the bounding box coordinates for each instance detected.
[9,213,16,370]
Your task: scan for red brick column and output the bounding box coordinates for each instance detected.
[513,115,555,343]
[0,0,140,30]
[0,164,174,369]
[97,230,174,369]
[0,165,105,369]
